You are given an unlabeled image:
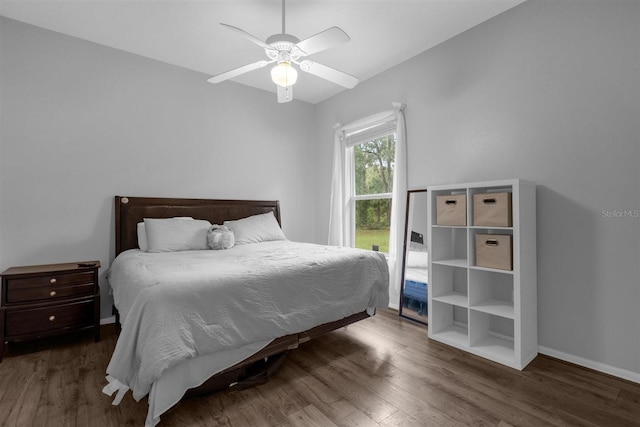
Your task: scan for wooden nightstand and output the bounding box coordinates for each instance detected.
[0,261,101,362]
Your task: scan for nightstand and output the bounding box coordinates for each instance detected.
[0,261,101,362]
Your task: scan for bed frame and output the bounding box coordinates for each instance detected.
[113,196,371,396]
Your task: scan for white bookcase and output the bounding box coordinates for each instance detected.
[427,179,537,370]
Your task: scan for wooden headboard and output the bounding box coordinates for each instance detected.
[115,196,281,256]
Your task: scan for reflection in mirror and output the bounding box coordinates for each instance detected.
[399,189,428,325]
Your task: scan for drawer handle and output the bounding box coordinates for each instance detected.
[50,290,57,297]
[49,315,56,322]
[483,198,497,204]
[485,239,499,246]
[50,278,57,284]
[445,199,457,205]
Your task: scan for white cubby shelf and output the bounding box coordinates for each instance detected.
[427,179,537,370]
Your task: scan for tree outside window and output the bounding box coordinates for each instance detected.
[353,133,396,252]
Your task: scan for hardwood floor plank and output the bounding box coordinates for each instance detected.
[335,408,379,427]
[517,370,639,427]
[276,360,359,422]
[36,341,82,427]
[357,351,528,426]
[433,354,561,426]
[297,331,498,426]
[528,356,620,400]
[290,347,400,423]
[1,353,48,426]
[255,372,316,418]
[296,342,458,425]
[288,404,338,427]
[1,310,639,426]
[379,409,432,427]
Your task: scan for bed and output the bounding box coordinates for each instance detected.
[102,196,390,426]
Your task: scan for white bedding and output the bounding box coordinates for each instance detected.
[104,240,389,425]
[405,266,428,283]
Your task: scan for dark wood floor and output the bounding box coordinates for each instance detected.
[1,310,639,426]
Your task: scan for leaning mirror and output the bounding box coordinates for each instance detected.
[399,189,429,324]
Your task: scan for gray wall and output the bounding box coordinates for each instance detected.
[0,17,318,318]
[314,0,639,376]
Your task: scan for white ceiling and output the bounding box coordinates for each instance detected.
[0,0,526,104]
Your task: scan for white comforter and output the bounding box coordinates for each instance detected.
[104,240,389,406]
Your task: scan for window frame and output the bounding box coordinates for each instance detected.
[346,128,397,253]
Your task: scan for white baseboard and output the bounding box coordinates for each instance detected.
[539,345,640,384]
[388,301,399,310]
[100,316,116,325]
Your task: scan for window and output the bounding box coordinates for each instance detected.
[351,133,396,252]
[329,103,406,299]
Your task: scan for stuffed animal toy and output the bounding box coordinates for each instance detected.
[207,224,235,250]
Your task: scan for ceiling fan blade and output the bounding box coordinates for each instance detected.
[220,23,276,52]
[207,60,271,84]
[295,27,350,56]
[277,85,294,103]
[298,60,359,89]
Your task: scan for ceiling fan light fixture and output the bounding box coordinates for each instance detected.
[271,61,298,87]
[210,0,358,102]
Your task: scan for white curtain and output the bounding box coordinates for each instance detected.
[328,103,408,302]
[388,103,407,300]
[328,123,353,247]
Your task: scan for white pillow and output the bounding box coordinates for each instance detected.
[137,222,149,252]
[406,250,429,268]
[223,211,286,245]
[137,217,192,251]
[144,218,211,252]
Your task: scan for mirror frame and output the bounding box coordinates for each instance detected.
[399,189,428,325]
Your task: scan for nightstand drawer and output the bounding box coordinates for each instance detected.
[5,300,94,337]
[7,283,95,304]
[7,271,94,290]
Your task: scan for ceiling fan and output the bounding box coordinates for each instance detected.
[207,0,359,103]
